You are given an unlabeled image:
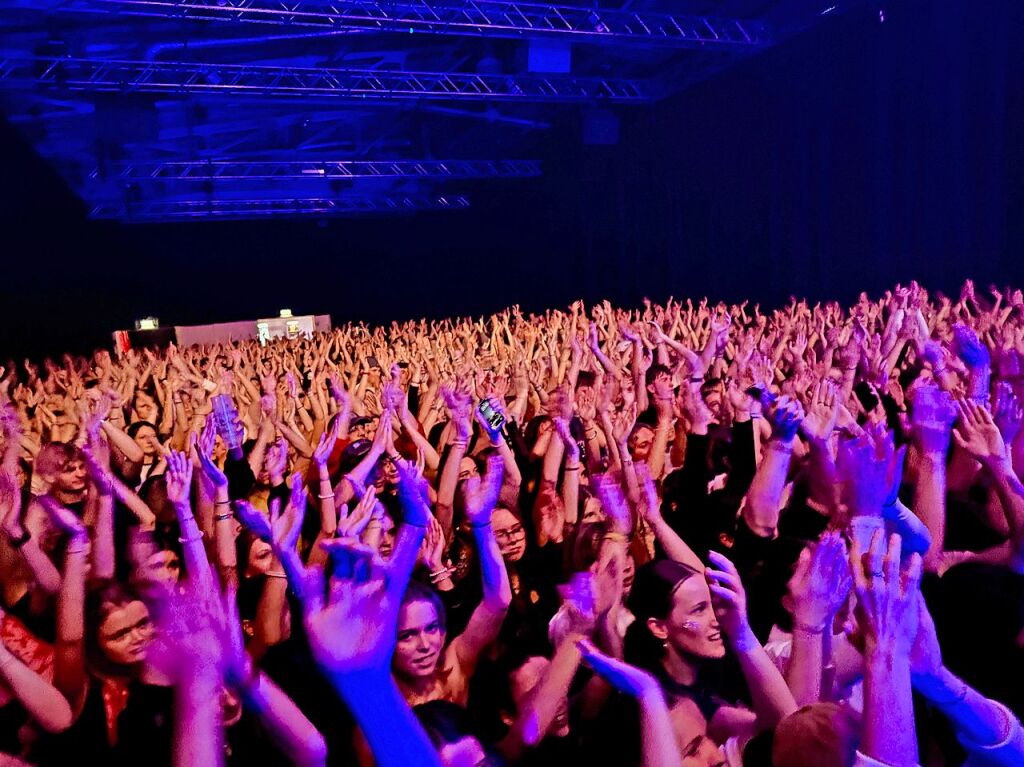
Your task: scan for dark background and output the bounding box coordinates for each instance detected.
[2,0,1022,361]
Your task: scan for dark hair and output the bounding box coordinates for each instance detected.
[575,370,596,390]
[567,519,609,574]
[624,559,701,672]
[522,414,551,452]
[85,580,149,677]
[402,580,448,634]
[126,420,158,439]
[645,363,672,388]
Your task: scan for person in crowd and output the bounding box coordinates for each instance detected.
[0,278,1021,767]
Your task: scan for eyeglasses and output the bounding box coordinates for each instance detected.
[494,525,525,543]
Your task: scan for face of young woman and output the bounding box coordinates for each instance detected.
[248,538,274,575]
[393,599,446,680]
[654,577,725,660]
[98,600,154,666]
[133,425,160,458]
[629,425,655,461]
[142,550,181,586]
[458,457,479,483]
[491,507,526,562]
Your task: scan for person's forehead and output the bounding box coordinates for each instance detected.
[399,599,439,628]
[673,577,709,607]
[102,600,148,630]
[491,507,518,527]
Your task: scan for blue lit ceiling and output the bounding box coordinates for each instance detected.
[0,0,856,221]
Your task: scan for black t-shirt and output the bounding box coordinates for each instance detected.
[34,678,173,767]
[726,515,805,643]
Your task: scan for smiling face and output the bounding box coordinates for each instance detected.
[649,577,725,661]
[394,599,446,681]
[98,600,154,666]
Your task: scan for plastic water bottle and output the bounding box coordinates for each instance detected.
[211,394,241,451]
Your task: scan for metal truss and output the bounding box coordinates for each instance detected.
[90,193,471,220]
[0,57,650,102]
[41,0,770,48]
[96,158,542,181]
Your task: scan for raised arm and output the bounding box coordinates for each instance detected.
[578,640,682,767]
[851,533,922,767]
[952,398,1024,549]
[706,551,797,729]
[450,454,511,674]
[165,448,214,596]
[302,541,443,767]
[908,384,956,572]
[783,533,852,706]
[0,605,73,733]
[742,396,804,538]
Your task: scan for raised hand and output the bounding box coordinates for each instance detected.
[787,532,852,632]
[952,398,1008,467]
[164,448,194,506]
[992,381,1023,446]
[264,438,289,481]
[705,551,755,650]
[557,571,599,638]
[553,416,580,461]
[235,499,273,543]
[302,540,396,677]
[395,453,432,528]
[592,472,632,535]
[36,494,88,541]
[849,531,922,655]
[951,324,990,370]
[145,580,226,682]
[312,416,341,468]
[462,453,503,526]
[338,487,380,539]
[474,397,506,443]
[196,418,228,489]
[909,383,957,457]
[836,423,905,518]
[800,379,839,444]
[766,395,805,442]
[420,516,447,572]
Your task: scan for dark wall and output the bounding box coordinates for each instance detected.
[2,0,1022,361]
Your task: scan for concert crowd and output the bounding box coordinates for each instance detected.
[0,279,1022,767]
